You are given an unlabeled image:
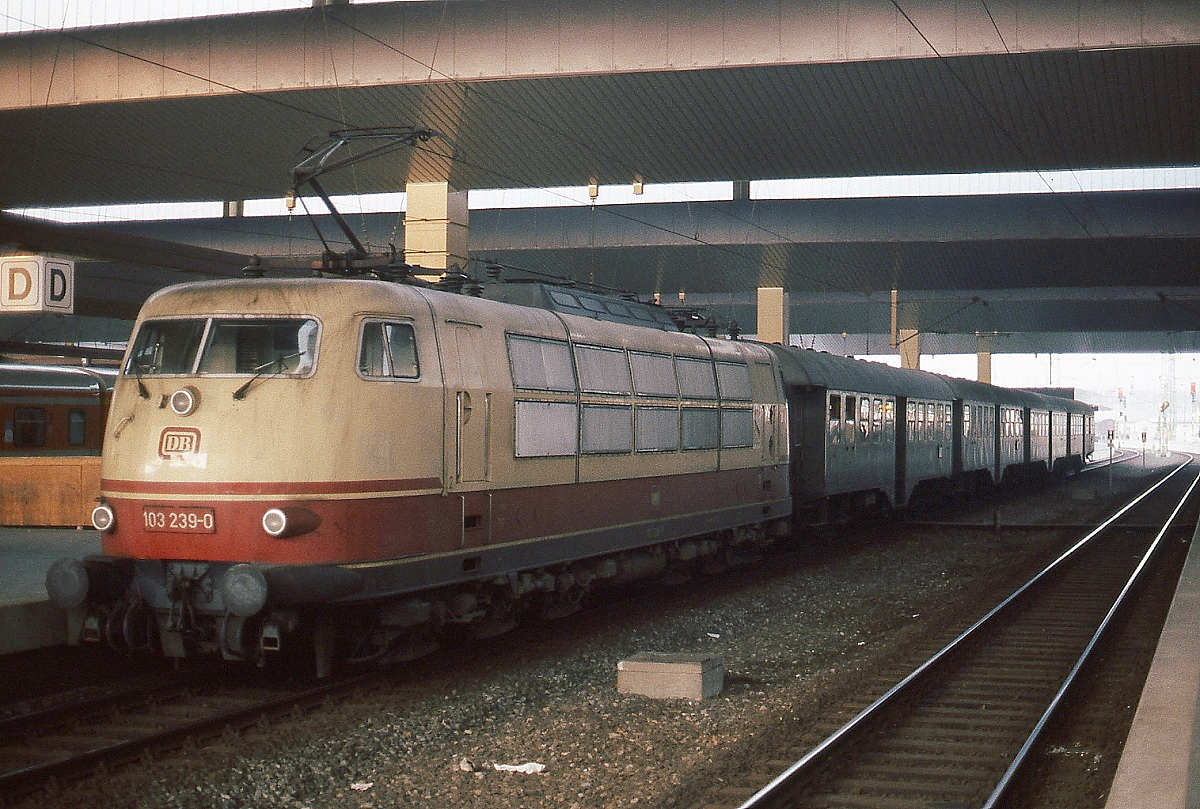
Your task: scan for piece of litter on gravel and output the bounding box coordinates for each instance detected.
[706,633,720,639]
[350,782,373,791]
[493,762,546,774]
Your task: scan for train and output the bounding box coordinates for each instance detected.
[0,363,116,526]
[45,276,1093,676]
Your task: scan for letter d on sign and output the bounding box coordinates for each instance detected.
[44,260,74,312]
[3,263,34,306]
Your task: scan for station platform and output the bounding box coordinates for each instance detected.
[1104,514,1200,809]
[0,526,100,655]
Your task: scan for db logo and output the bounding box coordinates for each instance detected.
[159,427,201,458]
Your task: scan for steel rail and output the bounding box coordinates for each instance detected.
[983,466,1200,807]
[738,458,1194,809]
[0,671,378,800]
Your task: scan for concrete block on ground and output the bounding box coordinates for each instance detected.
[0,598,66,655]
[617,652,724,701]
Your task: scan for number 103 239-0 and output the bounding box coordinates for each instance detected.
[142,506,216,533]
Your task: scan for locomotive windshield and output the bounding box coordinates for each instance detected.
[127,317,319,376]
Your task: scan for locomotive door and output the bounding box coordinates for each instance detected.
[447,324,491,484]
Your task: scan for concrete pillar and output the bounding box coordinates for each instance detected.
[403,182,469,278]
[756,287,789,345]
[899,329,920,369]
[977,335,993,384]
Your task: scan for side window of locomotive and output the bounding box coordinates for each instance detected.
[636,406,679,452]
[630,351,677,397]
[13,407,46,447]
[715,362,752,401]
[507,335,576,392]
[358,321,418,379]
[127,319,207,375]
[828,394,842,444]
[582,405,633,454]
[676,357,718,399]
[682,407,720,450]
[576,345,632,394]
[515,401,578,457]
[200,318,319,376]
[721,408,754,448]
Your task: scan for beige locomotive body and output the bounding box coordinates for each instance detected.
[59,277,790,670]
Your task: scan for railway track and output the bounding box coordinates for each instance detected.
[708,459,1198,809]
[0,668,380,803]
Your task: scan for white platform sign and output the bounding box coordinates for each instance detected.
[1,256,74,313]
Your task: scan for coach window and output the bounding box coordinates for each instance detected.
[576,345,632,394]
[859,397,871,439]
[358,321,418,379]
[963,405,972,437]
[872,399,883,439]
[884,399,895,440]
[508,335,576,392]
[829,394,842,444]
[13,408,46,448]
[631,351,677,397]
[844,396,857,443]
[68,409,86,447]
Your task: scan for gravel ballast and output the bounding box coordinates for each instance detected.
[13,459,1173,809]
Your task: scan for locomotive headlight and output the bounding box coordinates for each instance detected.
[169,385,200,416]
[261,507,321,538]
[221,564,269,618]
[46,557,90,609]
[91,504,116,532]
[262,508,288,537]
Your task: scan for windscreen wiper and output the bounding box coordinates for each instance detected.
[232,351,304,400]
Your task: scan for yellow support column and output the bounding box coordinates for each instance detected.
[404,182,469,279]
[756,287,790,345]
[898,329,920,369]
[977,334,993,384]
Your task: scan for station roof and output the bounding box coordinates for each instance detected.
[0,1,1197,354]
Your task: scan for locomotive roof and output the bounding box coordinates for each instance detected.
[136,277,763,361]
